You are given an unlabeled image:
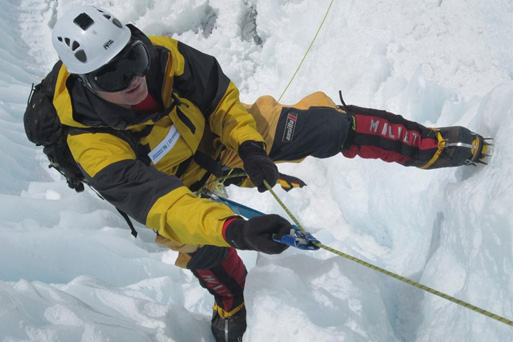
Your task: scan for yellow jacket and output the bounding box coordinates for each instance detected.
[51,25,264,247]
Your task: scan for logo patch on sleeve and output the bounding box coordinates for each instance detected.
[282,112,298,143]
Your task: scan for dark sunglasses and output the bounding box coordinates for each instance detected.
[83,40,150,92]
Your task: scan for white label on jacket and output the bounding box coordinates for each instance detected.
[148,125,181,164]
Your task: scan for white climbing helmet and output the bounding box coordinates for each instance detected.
[52,5,131,74]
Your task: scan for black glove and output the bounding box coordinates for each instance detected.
[224,215,291,254]
[239,140,278,192]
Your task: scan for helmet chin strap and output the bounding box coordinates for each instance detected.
[77,74,99,95]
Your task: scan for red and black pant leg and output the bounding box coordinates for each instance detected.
[188,246,246,313]
[267,104,438,167]
[269,105,353,162]
[341,106,439,167]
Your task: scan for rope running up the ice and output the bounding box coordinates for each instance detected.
[262,180,513,328]
[277,0,335,102]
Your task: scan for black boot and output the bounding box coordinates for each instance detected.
[211,304,247,342]
[421,126,491,169]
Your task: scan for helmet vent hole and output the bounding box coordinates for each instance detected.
[57,37,63,42]
[73,13,95,31]
[72,41,80,51]
[75,50,87,63]
[112,18,122,28]
[64,38,71,46]
[103,14,111,20]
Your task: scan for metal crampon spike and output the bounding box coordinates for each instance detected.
[483,138,494,145]
[477,138,494,165]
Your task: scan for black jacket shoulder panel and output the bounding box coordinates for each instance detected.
[173,41,230,119]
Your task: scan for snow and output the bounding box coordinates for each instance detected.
[1,0,513,341]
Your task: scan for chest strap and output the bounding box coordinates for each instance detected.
[184,150,225,192]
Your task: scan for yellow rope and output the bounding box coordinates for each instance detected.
[195,172,247,197]
[262,180,513,328]
[277,0,336,102]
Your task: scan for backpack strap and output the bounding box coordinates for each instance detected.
[116,207,138,238]
[193,151,224,178]
[188,149,227,192]
[175,157,193,178]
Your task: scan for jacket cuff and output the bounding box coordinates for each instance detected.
[222,217,241,241]
[238,140,266,159]
[223,218,248,249]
